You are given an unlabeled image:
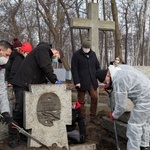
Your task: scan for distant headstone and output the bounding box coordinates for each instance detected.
[125,66,150,112]
[71,3,115,57]
[54,69,66,81]
[134,66,150,79]
[24,84,72,149]
[54,69,72,82]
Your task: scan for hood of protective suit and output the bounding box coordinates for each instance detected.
[108,65,121,80]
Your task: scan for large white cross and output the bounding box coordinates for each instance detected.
[71,3,115,57]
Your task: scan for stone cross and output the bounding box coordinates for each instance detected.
[24,84,72,149]
[71,2,115,57]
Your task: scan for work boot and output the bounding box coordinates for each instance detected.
[7,137,20,148]
[140,146,149,150]
[8,123,20,148]
[20,133,27,142]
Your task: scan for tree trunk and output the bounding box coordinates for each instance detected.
[38,0,70,71]
[111,0,122,58]
[124,8,128,64]
[59,0,75,54]
[103,0,108,67]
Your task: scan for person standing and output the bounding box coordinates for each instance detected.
[8,42,63,148]
[0,40,12,124]
[98,65,150,150]
[6,40,32,85]
[71,38,100,123]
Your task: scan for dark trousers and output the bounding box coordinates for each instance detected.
[77,84,98,119]
[8,85,27,139]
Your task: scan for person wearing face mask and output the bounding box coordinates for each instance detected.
[110,56,125,66]
[71,37,100,124]
[66,94,86,144]
[6,39,32,86]
[97,65,150,150]
[0,40,12,125]
[7,42,63,148]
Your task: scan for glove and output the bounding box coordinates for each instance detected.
[55,80,63,84]
[1,112,11,124]
[109,112,114,120]
[104,84,112,90]
[80,134,85,143]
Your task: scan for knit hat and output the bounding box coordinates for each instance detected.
[96,69,108,83]
[13,38,22,48]
[82,38,91,48]
[21,42,32,53]
[72,94,77,102]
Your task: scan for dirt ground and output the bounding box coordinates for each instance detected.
[0,114,127,150]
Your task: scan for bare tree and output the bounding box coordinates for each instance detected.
[111,0,122,58]
[102,0,108,67]
[37,0,70,71]
[59,0,76,53]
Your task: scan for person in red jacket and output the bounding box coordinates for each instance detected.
[66,94,86,144]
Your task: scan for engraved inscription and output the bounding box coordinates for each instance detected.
[37,93,61,126]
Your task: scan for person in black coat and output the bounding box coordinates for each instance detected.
[5,51,24,84]
[66,94,86,144]
[71,38,100,123]
[5,38,22,85]
[6,41,32,85]
[8,42,63,148]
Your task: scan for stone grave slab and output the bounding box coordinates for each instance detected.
[24,84,72,149]
[69,143,96,150]
[101,116,127,140]
[125,66,150,112]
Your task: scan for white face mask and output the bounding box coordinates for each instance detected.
[114,60,120,65]
[83,48,90,53]
[0,57,8,65]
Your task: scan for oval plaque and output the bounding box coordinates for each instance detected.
[37,93,61,127]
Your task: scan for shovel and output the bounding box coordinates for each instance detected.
[105,88,121,150]
[0,114,50,149]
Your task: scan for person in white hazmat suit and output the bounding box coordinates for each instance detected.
[0,40,12,124]
[98,65,150,150]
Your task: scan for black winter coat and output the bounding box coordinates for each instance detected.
[5,50,24,83]
[66,102,86,135]
[11,42,57,90]
[71,48,100,91]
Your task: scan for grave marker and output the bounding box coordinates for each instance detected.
[24,84,71,149]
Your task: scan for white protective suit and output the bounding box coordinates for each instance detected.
[0,68,10,113]
[109,65,150,150]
